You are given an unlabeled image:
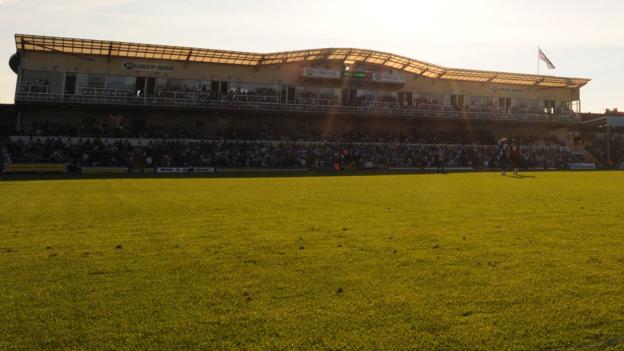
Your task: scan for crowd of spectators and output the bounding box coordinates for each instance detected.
[142,140,575,170]
[3,136,578,170]
[2,119,588,171]
[335,94,574,117]
[11,121,501,144]
[300,91,339,100]
[582,131,624,168]
[298,92,341,106]
[3,138,133,167]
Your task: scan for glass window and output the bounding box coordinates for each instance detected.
[20,70,64,93]
[417,93,443,105]
[156,78,168,93]
[431,94,444,105]
[299,87,339,100]
[76,74,88,89]
[88,75,105,88]
[199,80,211,93]
[76,74,105,88]
[229,82,281,96]
[318,87,339,99]
[165,79,201,92]
[106,76,135,92]
[356,89,376,98]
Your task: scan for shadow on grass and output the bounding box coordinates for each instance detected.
[1,169,608,183]
[0,169,497,182]
[509,174,537,179]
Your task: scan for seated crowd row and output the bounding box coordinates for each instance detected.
[14,121,571,147]
[3,137,579,171]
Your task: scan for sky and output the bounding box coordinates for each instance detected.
[0,0,622,112]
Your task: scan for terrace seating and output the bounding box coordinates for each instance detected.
[3,133,579,171]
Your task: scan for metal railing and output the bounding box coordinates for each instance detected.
[77,86,133,97]
[18,84,49,93]
[15,91,581,124]
[298,97,341,106]
[232,94,279,103]
[158,91,216,100]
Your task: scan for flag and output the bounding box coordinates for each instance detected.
[538,47,556,70]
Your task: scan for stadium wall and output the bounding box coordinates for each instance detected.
[19,52,579,103]
[0,104,17,131]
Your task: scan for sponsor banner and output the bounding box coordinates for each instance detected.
[219,168,308,172]
[302,67,341,80]
[82,167,128,175]
[372,73,406,84]
[156,167,191,174]
[122,62,175,72]
[568,163,596,170]
[342,71,371,80]
[3,163,66,173]
[192,167,216,173]
[390,167,474,172]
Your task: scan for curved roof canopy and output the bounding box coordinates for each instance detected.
[15,34,590,88]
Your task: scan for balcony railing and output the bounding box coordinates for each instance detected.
[14,91,580,124]
[18,84,49,93]
[298,97,341,106]
[77,86,133,97]
[232,94,280,103]
[157,91,216,100]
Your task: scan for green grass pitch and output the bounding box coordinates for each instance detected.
[1,172,624,350]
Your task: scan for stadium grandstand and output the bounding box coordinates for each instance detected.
[4,33,622,175]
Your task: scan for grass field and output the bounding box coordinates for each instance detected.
[1,172,624,350]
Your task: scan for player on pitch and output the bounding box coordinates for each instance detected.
[509,138,522,176]
[497,138,509,176]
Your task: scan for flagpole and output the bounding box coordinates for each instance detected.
[537,46,540,75]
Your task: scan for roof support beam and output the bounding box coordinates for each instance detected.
[22,39,95,62]
[107,43,113,63]
[321,49,333,61]
[254,55,267,71]
[342,49,354,66]
[301,51,319,62]
[184,49,193,68]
